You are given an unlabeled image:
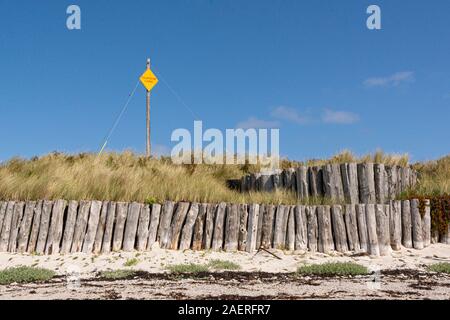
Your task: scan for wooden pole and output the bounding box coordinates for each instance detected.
[146,58,151,157]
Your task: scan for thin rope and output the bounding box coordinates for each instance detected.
[151,65,200,120]
[97,80,140,156]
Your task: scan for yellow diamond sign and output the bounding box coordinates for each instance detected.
[140,68,159,92]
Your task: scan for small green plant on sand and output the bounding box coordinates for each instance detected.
[167,263,209,274]
[427,262,450,274]
[100,269,137,280]
[207,259,241,271]
[123,258,139,267]
[0,266,55,285]
[296,262,369,276]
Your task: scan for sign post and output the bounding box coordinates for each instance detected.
[139,58,159,157]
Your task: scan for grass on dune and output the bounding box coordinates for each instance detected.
[0,149,447,203]
[0,266,55,285]
[296,262,369,276]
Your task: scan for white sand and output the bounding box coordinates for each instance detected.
[1,243,449,277]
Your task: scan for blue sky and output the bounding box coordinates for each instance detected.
[0,0,449,163]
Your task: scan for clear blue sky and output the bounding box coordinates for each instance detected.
[1,0,449,163]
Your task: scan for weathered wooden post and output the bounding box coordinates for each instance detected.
[179,202,199,250]
[410,199,424,250]
[317,205,334,253]
[147,203,162,249]
[136,204,151,251]
[158,201,175,249]
[260,204,275,249]
[70,200,90,253]
[374,163,387,204]
[389,200,402,251]
[331,205,348,253]
[0,201,15,252]
[255,204,265,249]
[93,201,109,254]
[273,205,288,249]
[27,200,43,254]
[101,202,116,254]
[9,201,25,253]
[82,200,103,253]
[401,200,413,248]
[112,202,128,252]
[286,206,296,251]
[356,204,368,252]
[344,204,360,251]
[192,203,207,251]
[296,166,309,199]
[203,203,217,250]
[168,202,191,250]
[422,199,431,247]
[306,206,318,252]
[246,204,260,252]
[238,204,249,251]
[341,163,359,204]
[212,202,227,250]
[375,204,391,256]
[365,204,380,256]
[17,201,36,253]
[294,205,308,251]
[309,166,323,198]
[358,163,376,203]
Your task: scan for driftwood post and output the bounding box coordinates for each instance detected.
[112,202,128,252]
[0,202,15,252]
[294,205,308,250]
[260,205,275,249]
[238,204,249,251]
[17,201,36,253]
[203,203,217,250]
[375,204,391,256]
[374,163,387,204]
[158,201,175,249]
[122,202,142,252]
[82,200,103,253]
[246,204,260,252]
[0,202,6,238]
[61,201,79,254]
[136,204,151,251]
[389,200,402,251]
[286,206,295,251]
[93,201,109,254]
[365,204,380,256]
[179,202,199,250]
[255,204,265,249]
[344,204,360,251]
[296,166,309,199]
[168,202,191,250]
[331,205,348,253]
[309,167,323,198]
[401,200,413,248]
[212,202,227,250]
[8,201,25,253]
[386,166,398,200]
[317,205,334,253]
[36,200,54,254]
[192,203,207,251]
[101,202,116,254]
[422,200,431,247]
[27,200,43,253]
[147,203,161,249]
[341,163,359,204]
[45,199,67,254]
[71,200,91,253]
[273,205,288,249]
[224,204,239,251]
[356,204,368,252]
[306,206,318,252]
[358,163,376,203]
[410,199,424,250]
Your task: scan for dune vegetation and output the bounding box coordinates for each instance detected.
[0,150,447,204]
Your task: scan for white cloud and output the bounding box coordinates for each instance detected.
[270,106,309,124]
[235,117,280,129]
[364,71,414,87]
[322,109,360,124]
